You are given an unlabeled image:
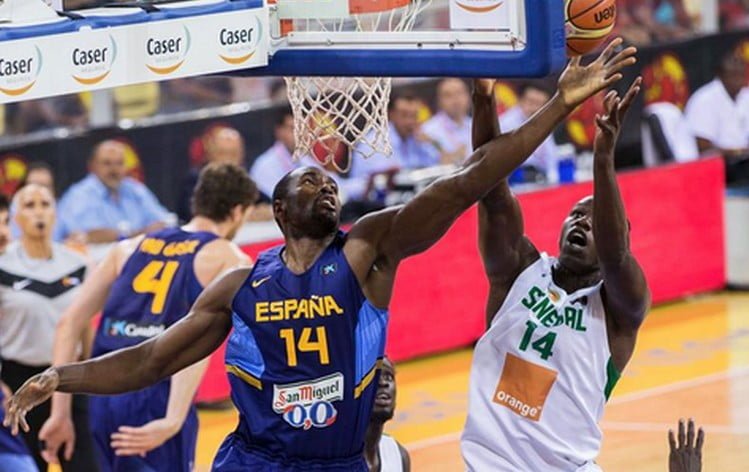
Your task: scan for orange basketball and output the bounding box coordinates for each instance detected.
[565,0,616,56]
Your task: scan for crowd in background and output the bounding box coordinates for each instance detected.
[1,0,748,137]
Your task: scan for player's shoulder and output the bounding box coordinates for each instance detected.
[198,238,251,264]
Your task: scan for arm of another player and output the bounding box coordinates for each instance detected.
[39,241,129,464]
[471,79,540,324]
[3,267,249,436]
[109,239,251,457]
[347,41,637,281]
[668,418,704,472]
[592,78,651,369]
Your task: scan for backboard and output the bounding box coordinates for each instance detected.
[243,0,567,78]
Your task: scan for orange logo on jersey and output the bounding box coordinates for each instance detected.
[493,353,557,421]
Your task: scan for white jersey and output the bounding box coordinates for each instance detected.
[461,253,617,471]
[378,434,404,472]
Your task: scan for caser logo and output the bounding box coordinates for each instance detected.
[70,34,117,86]
[455,0,504,14]
[145,25,191,75]
[0,45,42,97]
[218,16,263,65]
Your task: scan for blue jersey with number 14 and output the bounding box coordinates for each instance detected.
[218,231,388,470]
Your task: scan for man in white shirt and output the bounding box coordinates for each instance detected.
[685,52,749,157]
[250,110,299,200]
[421,78,473,164]
[345,93,439,201]
[500,81,561,183]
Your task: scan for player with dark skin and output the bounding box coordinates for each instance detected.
[3,40,637,442]
[472,74,650,375]
[669,419,704,472]
[364,357,410,472]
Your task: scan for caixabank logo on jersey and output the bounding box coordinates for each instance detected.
[69,33,117,86]
[217,15,263,65]
[104,319,166,339]
[273,372,343,430]
[0,44,41,97]
[145,24,191,75]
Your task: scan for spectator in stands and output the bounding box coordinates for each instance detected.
[0,195,10,254]
[178,126,247,222]
[685,51,749,157]
[344,92,439,201]
[5,95,88,135]
[421,78,473,165]
[160,77,234,114]
[19,162,56,196]
[499,81,560,183]
[55,140,170,244]
[617,0,694,45]
[720,0,749,30]
[249,110,298,201]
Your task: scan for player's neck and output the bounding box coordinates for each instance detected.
[364,420,385,468]
[20,236,52,259]
[183,216,223,237]
[551,262,600,294]
[282,233,336,274]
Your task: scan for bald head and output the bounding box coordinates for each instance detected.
[90,140,127,190]
[14,184,56,241]
[204,127,245,166]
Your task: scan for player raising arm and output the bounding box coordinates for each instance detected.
[6,40,636,471]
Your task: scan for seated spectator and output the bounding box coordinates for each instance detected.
[345,93,439,201]
[19,161,55,196]
[720,0,749,31]
[499,81,560,183]
[250,110,299,201]
[617,0,694,45]
[178,125,246,222]
[364,357,410,472]
[160,77,233,114]
[685,51,749,157]
[421,78,472,165]
[55,140,170,243]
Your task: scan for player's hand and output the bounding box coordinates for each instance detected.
[39,413,77,464]
[110,418,180,457]
[593,76,642,157]
[474,78,496,96]
[557,38,637,110]
[668,418,704,472]
[3,369,59,435]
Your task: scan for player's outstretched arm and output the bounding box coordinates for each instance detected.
[2,267,248,436]
[470,79,541,324]
[350,40,637,270]
[592,78,651,347]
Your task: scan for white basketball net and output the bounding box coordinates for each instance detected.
[284,0,431,172]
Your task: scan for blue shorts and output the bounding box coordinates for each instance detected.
[0,452,37,472]
[212,433,368,472]
[88,384,198,472]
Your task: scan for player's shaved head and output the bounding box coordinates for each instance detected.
[272,167,340,238]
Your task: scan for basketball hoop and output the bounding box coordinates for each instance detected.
[277,0,431,171]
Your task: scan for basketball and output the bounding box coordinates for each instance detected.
[565,0,617,56]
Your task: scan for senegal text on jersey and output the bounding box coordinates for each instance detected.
[521,286,588,332]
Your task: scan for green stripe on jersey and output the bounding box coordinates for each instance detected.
[604,357,621,401]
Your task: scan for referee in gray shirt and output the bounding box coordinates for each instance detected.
[0,184,97,471]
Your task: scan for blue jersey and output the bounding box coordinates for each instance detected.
[220,231,388,469]
[93,227,218,356]
[90,227,217,472]
[0,390,29,456]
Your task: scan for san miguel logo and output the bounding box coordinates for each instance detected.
[218,16,263,65]
[455,0,503,13]
[70,34,117,86]
[145,25,191,75]
[0,45,42,97]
